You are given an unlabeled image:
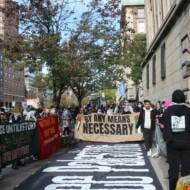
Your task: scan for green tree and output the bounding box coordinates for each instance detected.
[18,0,76,108]
[66,0,125,105]
[33,73,49,107]
[122,34,147,100]
[98,88,116,104]
[2,0,127,107]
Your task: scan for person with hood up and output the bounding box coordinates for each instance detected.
[161,89,190,190]
[136,100,156,156]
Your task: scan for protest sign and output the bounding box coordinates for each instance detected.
[37,115,61,159]
[75,113,143,143]
[0,122,38,167]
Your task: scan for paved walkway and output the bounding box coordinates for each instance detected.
[17,143,161,189]
[150,156,169,190]
[0,143,169,190]
[0,148,68,190]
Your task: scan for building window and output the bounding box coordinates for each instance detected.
[137,21,145,33]
[161,43,166,79]
[137,9,145,18]
[181,34,190,54]
[152,55,156,85]
[146,64,149,89]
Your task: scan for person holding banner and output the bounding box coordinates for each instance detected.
[136,100,156,157]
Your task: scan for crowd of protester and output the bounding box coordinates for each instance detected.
[1,89,190,189]
[135,90,190,190]
[0,107,45,124]
[76,90,190,190]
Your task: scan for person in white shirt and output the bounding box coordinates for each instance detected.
[107,106,113,115]
[136,100,156,156]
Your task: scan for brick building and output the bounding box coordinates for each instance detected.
[0,0,25,108]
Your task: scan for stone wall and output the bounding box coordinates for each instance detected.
[142,2,190,103]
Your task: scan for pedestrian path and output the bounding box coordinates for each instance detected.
[15,143,162,190]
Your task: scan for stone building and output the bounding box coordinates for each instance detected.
[121,0,145,35]
[0,0,25,108]
[142,0,190,103]
[121,0,145,102]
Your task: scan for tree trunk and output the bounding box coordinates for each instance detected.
[77,95,83,107]
[52,80,57,106]
[56,88,63,110]
[72,86,85,107]
[136,85,139,102]
[70,82,87,108]
[39,92,45,108]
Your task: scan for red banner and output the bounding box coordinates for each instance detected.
[37,114,61,159]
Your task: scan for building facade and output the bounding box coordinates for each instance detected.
[142,0,190,103]
[24,68,39,108]
[0,64,25,107]
[121,0,145,101]
[121,0,145,35]
[0,0,25,108]
[0,0,18,40]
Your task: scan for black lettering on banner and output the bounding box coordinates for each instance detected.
[104,124,109,134]
[114,116,118,123]
[94,114,105,123]
[126,115,131,123]
[84,115,91,123]
[108,116,114,123]
[88,123,93,134]
[116,124,122,135]
[123,116,127,123]
[118,116,125,123]
[82,114,135,136]
[122,124,128,135]
[110,124,115,135]
[94,115,98,122]
[83,123,88,134]
[89,115,92,122]
[97,115,102,122]
[84,115,88,122]
[101,115,106,123]
[128,123,133,134]
[99,123,104,134]
[93,123,99,134]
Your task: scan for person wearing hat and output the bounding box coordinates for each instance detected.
[161,89,190,190]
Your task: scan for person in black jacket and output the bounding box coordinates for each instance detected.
[136,100,156,156]
[161,89,190,190]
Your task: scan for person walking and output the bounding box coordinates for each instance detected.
[161,89,190,190]
[136,100,156,156]
[152,101,164,157]
[62,108,72,137]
